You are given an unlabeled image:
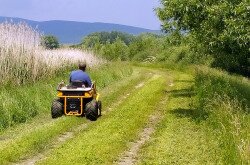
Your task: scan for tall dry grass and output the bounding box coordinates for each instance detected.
[0,22,41,84]
[41,49,102,69]
[0,22,101,85]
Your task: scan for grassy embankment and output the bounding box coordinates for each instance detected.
[194,67,250,164]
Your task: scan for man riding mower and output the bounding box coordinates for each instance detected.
[51,62,101,121]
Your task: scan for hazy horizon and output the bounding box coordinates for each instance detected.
[0,15,159,30]
[0,0,161,30]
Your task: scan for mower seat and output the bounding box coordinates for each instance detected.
[70,81,85,87]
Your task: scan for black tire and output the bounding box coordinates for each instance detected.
[85,100,98,121]
[51,99,63,118]
[97,100,102,116]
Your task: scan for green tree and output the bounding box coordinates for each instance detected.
[129,34,163,61]
[41,35,60,49]
[99,38,129,61]
[82,31,135,46]
[112,38,129,61]
[157,0,250,75]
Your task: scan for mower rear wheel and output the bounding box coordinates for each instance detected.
[51,99,63,118]
[97,100,102,116]
[85,100,98,121]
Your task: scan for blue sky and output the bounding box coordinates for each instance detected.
[0,0,161,30]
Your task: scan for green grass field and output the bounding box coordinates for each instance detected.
[0,64,249,165]
[1,19,249,165]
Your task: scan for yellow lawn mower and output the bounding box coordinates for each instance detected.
[51,81,102,121]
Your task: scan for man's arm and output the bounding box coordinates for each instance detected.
[69,72,72,83]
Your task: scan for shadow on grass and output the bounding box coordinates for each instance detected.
[164,86,209,122]
[165,87,196,98]
[174,79,194,83]
[170,108,209,123]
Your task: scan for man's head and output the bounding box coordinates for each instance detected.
[78,62,86,71]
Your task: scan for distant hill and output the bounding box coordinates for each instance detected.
[0,16,160,44]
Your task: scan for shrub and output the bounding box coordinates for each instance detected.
[41,35,60,49]
[99,38,129,61]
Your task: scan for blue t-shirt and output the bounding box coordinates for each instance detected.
[69,70,92,87]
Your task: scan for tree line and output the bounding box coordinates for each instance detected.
[157,0,249,75]
[43,0,249,76]
[80,0,249,76]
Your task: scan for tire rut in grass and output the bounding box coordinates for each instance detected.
[14,123,89,165]
[117,113,162,165]
[104,80,146,114]
[116,95,168,165]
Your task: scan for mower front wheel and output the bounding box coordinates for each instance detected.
[51,99,63,118]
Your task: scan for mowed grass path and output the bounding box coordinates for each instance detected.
[137,71,222,164]
[1,67,223,165]
[37,74,166,165]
